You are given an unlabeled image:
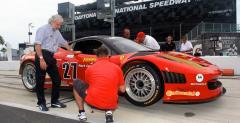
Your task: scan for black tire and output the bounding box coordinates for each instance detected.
[21,63,36,92]
[124,63,164,106]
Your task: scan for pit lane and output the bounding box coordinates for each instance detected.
[0,72,240,123]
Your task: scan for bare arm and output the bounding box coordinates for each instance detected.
[35,44,47,70]
[119,85,126,93]
[63,43,72,51]
[118,68,126,93]
[35,44,43,57]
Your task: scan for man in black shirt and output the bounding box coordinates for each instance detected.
[161,35,176,51]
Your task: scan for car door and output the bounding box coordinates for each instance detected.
[55,48,79,86]
[72,39,104,81]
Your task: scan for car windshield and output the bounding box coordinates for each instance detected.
[108,37,153,54]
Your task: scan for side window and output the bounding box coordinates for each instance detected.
[73,40,103,55]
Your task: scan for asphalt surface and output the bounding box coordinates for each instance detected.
[0,71,240,123]
[0,104,80,123]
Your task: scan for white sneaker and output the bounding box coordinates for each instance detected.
[78,112,87,121]
[105,111,114,123]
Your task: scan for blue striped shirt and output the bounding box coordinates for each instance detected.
[34,24,67,53]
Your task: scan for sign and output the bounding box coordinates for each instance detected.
[75,0,195,20]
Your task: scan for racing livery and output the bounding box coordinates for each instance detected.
[19,36,225,106]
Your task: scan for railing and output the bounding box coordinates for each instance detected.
[186,22,240,40]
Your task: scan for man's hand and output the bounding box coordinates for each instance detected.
[40,58,47,70]
[72,51,82,54]
[35,44,47,70]
[134,38,140,43]
[119,85,126,93]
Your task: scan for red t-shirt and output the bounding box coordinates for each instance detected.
[85,58,125,110]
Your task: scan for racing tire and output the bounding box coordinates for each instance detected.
[124,63,164,106]
[22,62,36,92]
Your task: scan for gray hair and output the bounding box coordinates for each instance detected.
[48,14,64,24]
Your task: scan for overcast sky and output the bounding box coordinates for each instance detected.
[0,0,239,49]
[0,0,95,49]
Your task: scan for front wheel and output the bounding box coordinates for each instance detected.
[22,63,36,92]
[124,63,164,106]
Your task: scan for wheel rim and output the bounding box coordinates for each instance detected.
[125,68,156,102]
[22,64,36,90]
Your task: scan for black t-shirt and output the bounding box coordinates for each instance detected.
[161,42,176,51]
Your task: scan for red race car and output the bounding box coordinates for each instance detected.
[19,36,225,106]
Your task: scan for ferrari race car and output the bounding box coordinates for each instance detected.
[19,36,225,106]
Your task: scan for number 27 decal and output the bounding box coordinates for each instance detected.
[62,62,78,79]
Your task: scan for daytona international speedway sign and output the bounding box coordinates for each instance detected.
[75,0,196,20]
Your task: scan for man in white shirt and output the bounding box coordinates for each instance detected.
[180,36,193,54]
[135,32,160,50]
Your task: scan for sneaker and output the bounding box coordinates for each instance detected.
[38,104,49,111]
[105,111,114,123]
[78,112,87,121]
[51,101,67,108]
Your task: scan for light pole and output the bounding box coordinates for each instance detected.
[97,0,115,37]
[110,0,115,37]
[28,23,34,43]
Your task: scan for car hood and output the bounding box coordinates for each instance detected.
[156,51,213,68]
[123,51,221,73]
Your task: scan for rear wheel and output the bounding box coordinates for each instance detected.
[124,63,164,106]
[22,63,36,92]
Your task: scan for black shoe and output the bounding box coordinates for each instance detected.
[38,104,49,111]
[51,101,66,108]
[105,111,114,123]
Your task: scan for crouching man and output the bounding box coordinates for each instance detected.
[73,46,125,122]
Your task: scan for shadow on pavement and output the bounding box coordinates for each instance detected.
[0,104,79,123]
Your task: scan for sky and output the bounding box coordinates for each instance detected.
[0,0,95,49]
[0,0,239,49]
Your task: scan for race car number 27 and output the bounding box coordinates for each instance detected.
[62,62,77,79]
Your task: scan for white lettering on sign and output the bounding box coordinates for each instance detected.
[75,13,97,20]
[75,0,194,20]
[115,4,148,14]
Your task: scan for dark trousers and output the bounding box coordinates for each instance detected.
[35,50,61,105]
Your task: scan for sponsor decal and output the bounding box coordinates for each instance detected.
[66,54,74,58]
[196,74,204,82]
[166,90,200,97]
[82,57,96,62]
[78,64,91,68]
[190,83,206,86]
[120,55,125,61]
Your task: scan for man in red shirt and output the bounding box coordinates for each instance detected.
[73,46,125,122]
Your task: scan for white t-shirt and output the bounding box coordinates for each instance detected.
[180,41,193,52]
[142,35,160,50]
